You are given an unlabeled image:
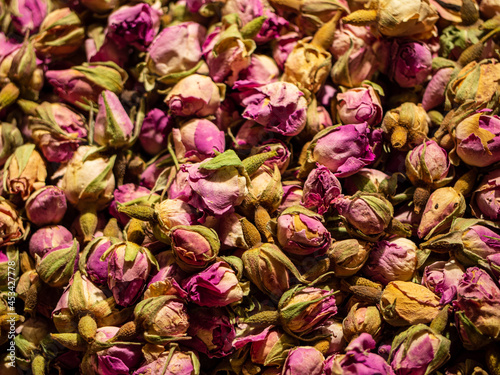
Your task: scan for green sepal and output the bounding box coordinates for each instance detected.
[36,239,79,288]
[240,16,266,39]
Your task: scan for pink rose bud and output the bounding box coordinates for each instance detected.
[140,154,170,189]
[107,3,161,51]
[233,54,279,90]
[34,237,79,288]
[278,185,304,213]
[155,199,198,233]
[10,0,48,35]
[422,259,464,304]
[282,347,325,375]
[93,90,135,148]
[336,84,383,126]
[277,206,332,256]
[364,237,418,285]
[29,225,73,259]
[249,328,296,366]
[454,267,500,349]
[86,35,128,67]
[305,123,380,178]
[422,67,454,110]
[315,319,346,355]
[343,168,394,196]
[234,120,269,149]
[389,40,432,87]
[459,225,500,266]
[79,236,116,286]
[182,261,244,307]
[241,82,307,136]
[455,113,500,167]
[390,324,451,375]
[26,186,67,226]
[472,169,500,220]
[165,74,224,117]
[172,119,225,162]
[301,165,342,215]
[109,184,154,226]
[103,241,157,306]
[146,22,206,79]
[272,32,300,71]
[186,307,235,358]
[132,346,199,375]
[406,140,451,189]
[138,108,173,155]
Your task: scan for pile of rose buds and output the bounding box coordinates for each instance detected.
[5,0,500,374]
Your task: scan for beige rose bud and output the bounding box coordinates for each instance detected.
[343,302,383,342]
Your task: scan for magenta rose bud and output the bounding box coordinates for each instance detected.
[325,333,396,375]
[277,206,332,256]
[25,186,67,226]
[454,267,500,349]
[186,307,236,358]
[165,74,223,117]
[10,0,48,34]
[172,119,225,162]
[139,109,173,155]
[181,261,244,307]
[79,237,116,286]
[107,3,161,51]
[337,85,383,126]
[307,123,380,178]
[472,169,500,220]
[29,225,73,259]
[140,154,170,189]
[109,184,153,226]
[389,40,432,88]
[455,113,500,167]
[364,237,418,285]
[242,82,307,136]
[282,347,325,375]
[422,67,454,110]
[104,241,157,307]
[233,54,279,91]
[389,324,451,375]
[422,260,464,305]
[301,166,342,215]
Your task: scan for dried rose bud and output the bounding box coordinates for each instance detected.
[29,225,73,259]
[277,205,332,256]
[169,225,220,272]
[302,165,342,215]
[0,122,23,167]
[325,333,396,375]
[166,75,224,118]
[282,346,325,375]
[458,224,500,266]
[155,199,197,235]
[106,3,161,52]
[422,67,454,111]
[182,260,244,307]
[25,186,67,226]
[328,239,371,277]
[85,27,128,66]
[388,39,432,87]
[132,346,199,375]
[35,238,78,288]
[279,286,337,335]
[186,307,235,358]
[364,237,418,285]
[10,0,48,34]
[418,187,466,239]
[303,123,380,178]
[234,120,268,150]
[248,328,297,366]
[244,164,283,213]
[472,169,500,220]
[233,54,279,90]
[172,119,225,162]
[33,8,85,57]
[337,84,383,126]
[279,185,304,213]
[4,144,46,200]
[250,140,291,174]
[139,109,173,155]
[109,184,154,226]
[0,198,25,249]
[144,252,186,299]
[343,303,383,342]
[422,259,465,304]
[380,281,441,326]
[134,295,189,343]
[145,22,206,83]
[140,154,171,190]
[102,241,158,306]
[342,0,438,38]
[455,113,500,167]
[390,324,451,375]
[335,193,393,237]
[46,62,127,111]
[330,24,379,88]
[454,267,500,350]
[272,32,300,70]
[314,319,346,355]
[93,90,136,148]
[382,102,430,151]
[29,102,87,163]
[79,237,117,286]
[242,82,307,136]
[343,168,396,196]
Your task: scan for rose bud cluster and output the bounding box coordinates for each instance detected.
[4,1,500,374]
